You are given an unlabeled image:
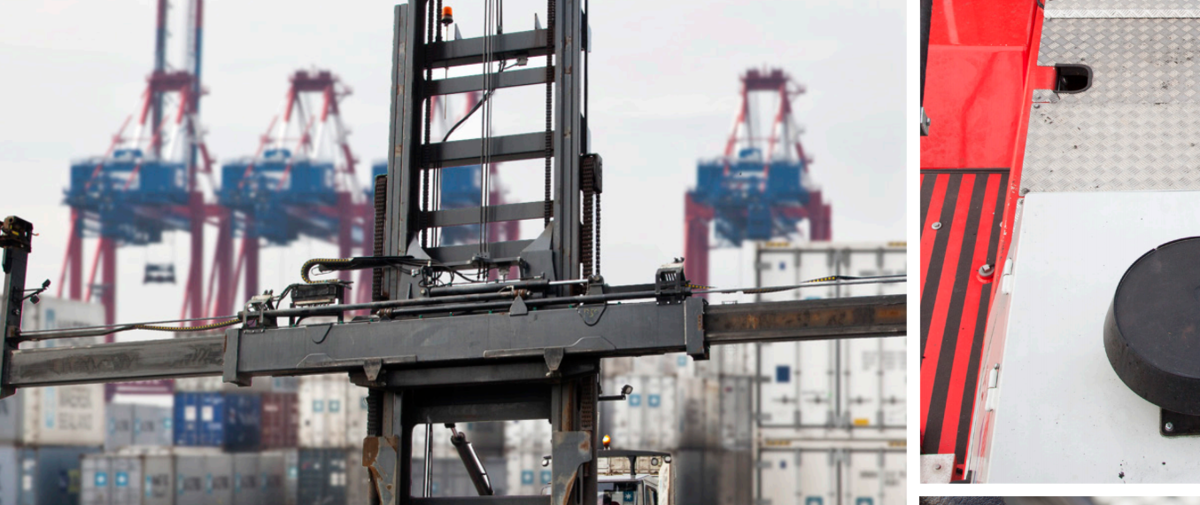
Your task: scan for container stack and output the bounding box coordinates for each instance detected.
[0,297,106,505]
[751,242,907,505]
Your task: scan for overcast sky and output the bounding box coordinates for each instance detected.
[0,0,903,327]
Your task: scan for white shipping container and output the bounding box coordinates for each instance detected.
[299,375,349,448]
[501,420,551,454]
[604,376,678,451]
[504,448,552,496]
[344,384,370,448]
[755,243,906,433]
[81,454,110,505]
[173,376,299,393]
[759,449,904,505]
[0,297,107,447]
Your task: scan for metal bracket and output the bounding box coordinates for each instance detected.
[222,328,251,387]
[543,348,565,377]
[364,435,399,504]
[510,296,529,316]
[577,303,605,326]
[1161,409,1200,437]
[684,297,708,361]
[551,431,593,505]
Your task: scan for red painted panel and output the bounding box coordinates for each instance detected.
[930,0,1035,47]
[922,47,1027,169]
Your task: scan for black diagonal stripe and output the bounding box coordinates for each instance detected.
[954,172,1010,468]
[920,174,961,354]
[921,173,987,457]
[921,173,936,231]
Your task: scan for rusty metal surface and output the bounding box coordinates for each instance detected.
[704,295,906,343]
[551,431,592,505]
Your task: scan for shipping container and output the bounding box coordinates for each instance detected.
[0,386,106,447]
[105,404,135,452]
[141,454,172,505]
[80,454,109,505]
[132,406,172,448]
[670,450,749,505]
[259,393,299,449]
[504,450,553,497]
[759,449,904,505]
[344,385,369,449]
[604,376,678,451]
[17,445,100,505]
[0,298,107,447]
[298,448,346,505]
[231,453,260,505]
[298,376,348,448]
[346,449,369,505]
[260,449,297,505]
[0,446,17,505]
[173,392,261,452]
[173,450,234,505]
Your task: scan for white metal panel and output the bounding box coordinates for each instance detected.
[344,384,369,448]
[109,456,141,505]
[986,191,1200,482]
[504,449,551,496]
[756,243,906,434]
[21,385,105,446]
[843,451,904,505]
[80,454,110,505]
[299,375,349,448]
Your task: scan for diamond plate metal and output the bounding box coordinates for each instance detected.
[1023,17,1200,192]
[1046,0,1200,12]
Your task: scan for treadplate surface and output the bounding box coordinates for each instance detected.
[1023,16,1200,192]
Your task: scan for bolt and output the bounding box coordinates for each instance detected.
[931,222,942,230]
[934,464,942,470]
[978,264,994,277]
[1034,104,1041,109]
[1166,422,1175,432]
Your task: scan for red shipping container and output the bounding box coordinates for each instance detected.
[261,392,299,449]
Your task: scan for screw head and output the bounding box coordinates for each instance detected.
[978,264,994,277]
[934,464,942,470]
[1165,422,1175,432]
[931,222,942,230]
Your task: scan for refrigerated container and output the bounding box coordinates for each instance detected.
[504,450,553,497]
[141,454,172,505]
[132,406,172,448]
[298,376,348,448]
[81,454,146,505]
[260,449,297,505]
[260,393,298,449]
[604,376,678,451]
[173,392,262,452]
[174,451,233,505]
[106,404,135,452]
[231,453,260,505]
[0,386,106,447]
[80,453,109,505]
[298,448,346,505]
[759,449,904,505]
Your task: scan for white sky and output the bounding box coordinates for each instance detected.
[0,0,904,328]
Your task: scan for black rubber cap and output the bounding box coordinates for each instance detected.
[1105,237,1200,415]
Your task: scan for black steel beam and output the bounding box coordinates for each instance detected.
[425,133,549,167]
[705,296,907,343]
[426,202,548,228]
[428,30,551,68]
[4,295,905,389]
[428,67,553,96]
[426,240,535,264]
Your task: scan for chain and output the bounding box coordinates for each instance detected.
[543,0,555,228]
[595,193,601,277]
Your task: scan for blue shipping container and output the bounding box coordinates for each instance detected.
[173,392,262,452]
[17,446,100,505]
